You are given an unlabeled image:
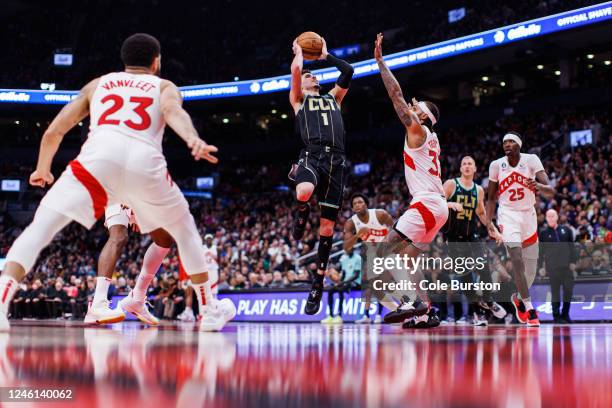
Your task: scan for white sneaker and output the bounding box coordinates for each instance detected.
[118,291,159,325]
[472,312,488,326]
[455,316,468,325]
[199,300,236,332]
[479,301,508,319]
[177,307,196,322]
[0,314,9,332]
[84,300,125,324]
[373,315,383,324]
[354,315,371,324]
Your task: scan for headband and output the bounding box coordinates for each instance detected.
[417,101,437,126]
[503,133,522,148]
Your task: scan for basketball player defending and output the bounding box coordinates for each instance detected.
[443,156,506,326]
[344,193,393,323]
[485,132,554,327]
[374,33,448,329]
[0,33,234,331]
[289,37,354,314]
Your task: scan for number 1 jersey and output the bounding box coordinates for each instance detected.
[89,72,165,151]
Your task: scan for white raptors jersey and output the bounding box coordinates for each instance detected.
[403,127,444,197]
[488,153,544,211]
[203,245,218,273]
[351,209,389,242]
[89,72,165,151]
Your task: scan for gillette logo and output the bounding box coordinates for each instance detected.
[507,24,541,40]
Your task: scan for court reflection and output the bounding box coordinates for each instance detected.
[1,323,611,407]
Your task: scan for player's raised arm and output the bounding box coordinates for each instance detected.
[289,39,304,113]
[374,33,426,149]
[160,80,218,163]
[30,78,98,188]
[320,38,354,105]
[485,162,502,242]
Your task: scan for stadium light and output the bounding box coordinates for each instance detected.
[281,114,288,119]
[482,76,489,81]
[605,60,611,66]
[222,118,229,124]
[500,81,506,87]
[271,109,277,114]
[537,65,544,70]
[588,64,594,69]
[14,120,19,125]
[586,54,595,59]
[554,70,561,76]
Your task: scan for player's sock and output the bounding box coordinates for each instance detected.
[0,275,19,316]
[133,243,169,301]
[193,281,215,314]
[317,235,333,271]
[522,298,534,311]
[93,277,111,306]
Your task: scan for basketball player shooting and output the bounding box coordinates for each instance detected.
[485,132,554,327]
[288,34,354,315]
[0,33,234,332]
[374,33,448,329]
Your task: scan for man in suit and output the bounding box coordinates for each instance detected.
[539,209,576,323]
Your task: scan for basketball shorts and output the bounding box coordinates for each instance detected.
[104,204,131,229]
[39,131,190,234]
[290,147,346,219]
[394,193,449,251]
[497,206,539,259]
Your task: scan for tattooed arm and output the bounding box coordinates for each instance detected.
[374,33,426,149]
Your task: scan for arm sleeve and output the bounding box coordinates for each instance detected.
[488,161,499,183]
[326,54,354,89]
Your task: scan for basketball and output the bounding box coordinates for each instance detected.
[296,31,323,60]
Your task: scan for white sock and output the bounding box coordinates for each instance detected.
[0,275,19,315]
[192,281,214,314]
[522,298,534,311]
[93,277,111,306]
[133,243,169,301]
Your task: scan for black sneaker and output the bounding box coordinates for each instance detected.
[403,309,440,329]
[305,280,324,315]
[383,297,429,323]
[292,203,310,240]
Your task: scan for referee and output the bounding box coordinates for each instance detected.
[288,36,354,315]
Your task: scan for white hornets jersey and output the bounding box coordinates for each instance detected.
[488,153,544,211]
[89,72,165,151]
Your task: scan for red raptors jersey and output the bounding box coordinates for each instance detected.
[488,154,544,211]
[403,128,445,196]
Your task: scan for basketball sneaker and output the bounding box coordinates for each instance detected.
[511,293,529,324]
[472,311,488,326]
[402,309,440,329]
[373,315,383,324]
[384,297,429,323]
[177,307,196,322]
[199,299,236,332]
[479,300,508,319]
[305,279,324,315]
[291,203,310,240]
[117,291,159,325]
[526,309,540,327]
[84,300,125,324]
[354,315,371,324]
[321,315,333,324]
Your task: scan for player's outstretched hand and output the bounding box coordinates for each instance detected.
[292,39,302,56]
[374,33,384,61]
[448,202,464,212]
[188,137,219,163]
[487,223,503,245]
[318,37,328,60]
[29,169,54,188]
